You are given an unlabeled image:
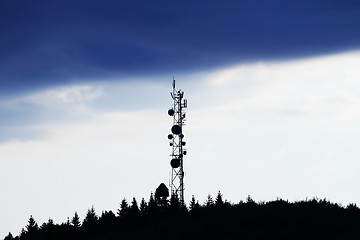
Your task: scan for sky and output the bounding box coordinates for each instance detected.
[1,0,360,237]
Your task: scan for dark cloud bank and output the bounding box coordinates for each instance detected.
[1,0,360,93]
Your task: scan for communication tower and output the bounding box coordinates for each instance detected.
[167,79,187,203]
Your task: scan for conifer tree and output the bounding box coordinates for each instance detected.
[26,215,38,233]
[130,197,140,215]
[180,198,188,213]
[246,195,255,204]
[206,195,214,207]
[148,192,158,214]
[71,212,81,229]
[189,195,200,211]
[40,218,54,230]
[140,198,148,215]
[19,228,26,239]
[100,210,116,220]
[169,193,181,212]
[215,191,224,207]
[99,210,116,231]
[82,206,98,227]
[66,217,70,226]
[118,198,129,217]
[190,195,196,210]
[4,232,13,240]
[47,218,54,226]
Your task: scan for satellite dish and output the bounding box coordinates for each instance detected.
[168,134,173,140]
[168,109,175,116]
[171,125,182,135]
[170,158,180,168]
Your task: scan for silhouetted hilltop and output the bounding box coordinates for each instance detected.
[5,192,360,240]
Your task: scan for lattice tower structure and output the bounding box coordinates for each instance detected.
[167,79,188,203]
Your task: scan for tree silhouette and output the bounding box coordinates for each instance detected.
[215,191,224,208]
[19,228,26,239]
[147,192,158,215]
[17,215,39,240]
[169,193,181,212]
[246,195,255,204]
[118,198,129,217]
[3,233,13,240]
[71,212,81,229]
[82,206,98,229]
[206,194,214,207]
[130,197,140,216]
[189,195,196,210]
[39,218,54,230]
[98,210,116,235]
[100,210,116,221]
[189,195,200,211]
[6,192,360,240]
[139,198,148,215]
[26,216,38,233]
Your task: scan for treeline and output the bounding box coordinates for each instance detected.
[4,192,360,240]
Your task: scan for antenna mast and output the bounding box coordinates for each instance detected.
[167,79,188,203]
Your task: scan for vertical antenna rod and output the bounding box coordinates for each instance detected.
[167,79,188,203]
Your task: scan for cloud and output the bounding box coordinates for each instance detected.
[196,50,360,118]
[2,50,360,143]
[1,0,360,92]
[0,80,170,142]
[0,85,100,142]
[39,85,103,104]
[181,51,360,203]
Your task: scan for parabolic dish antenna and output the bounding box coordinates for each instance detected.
[170,158,181,168]
[168,109,175,116]
[171,125,182,135]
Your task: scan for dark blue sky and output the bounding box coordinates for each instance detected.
[1,0,360,94]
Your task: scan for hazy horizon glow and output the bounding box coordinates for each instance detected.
[1,50,360,237]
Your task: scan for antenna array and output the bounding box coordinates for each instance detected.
[167,79,188,203]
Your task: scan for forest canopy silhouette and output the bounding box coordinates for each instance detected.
[4,191,360,240]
